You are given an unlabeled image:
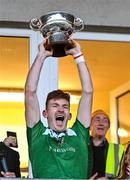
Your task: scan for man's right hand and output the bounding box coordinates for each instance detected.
[37,38,53,59]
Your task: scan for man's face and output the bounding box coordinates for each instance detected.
[43,98,71,132]
[91,113,110,138]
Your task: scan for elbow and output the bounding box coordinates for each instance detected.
[86,91,93,97]
[24,85,36,99]
[88,87,93,94]
[24,89,37,106]
[24,82,36,95]
[25,89,36,98]
[87,83,93,94]
[83,86,93,95]
[82,89,93,98]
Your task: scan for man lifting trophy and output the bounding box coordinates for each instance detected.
[30,11,84,57]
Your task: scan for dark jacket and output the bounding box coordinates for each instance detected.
[88,136,109,178]
[0,142,21,177]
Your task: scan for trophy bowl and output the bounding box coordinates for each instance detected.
[30,11,84,57]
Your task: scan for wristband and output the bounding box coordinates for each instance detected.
[73,52,83,58]
[74,53,83,59]
[74,53,85,64]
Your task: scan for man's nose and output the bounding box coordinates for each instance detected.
[58,106,64,112]
[98,119,104,124]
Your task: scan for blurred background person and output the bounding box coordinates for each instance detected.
[88,109,124,179]
[117,143,130,179]
[0,135,21,177]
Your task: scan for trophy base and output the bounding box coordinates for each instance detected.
[45,42,68,57]
[48,32,71,57]
[46,43,73,57]
[52,44,67,57]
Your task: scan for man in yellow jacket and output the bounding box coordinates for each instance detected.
[88,109,124,179]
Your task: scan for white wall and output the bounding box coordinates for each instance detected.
[0,0,130,27]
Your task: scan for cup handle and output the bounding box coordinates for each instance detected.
[74,17,84,31]
[30,18,42,31]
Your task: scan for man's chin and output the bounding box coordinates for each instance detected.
[96,133,105,137]
[54,122,66,131]
[55,126,66,132]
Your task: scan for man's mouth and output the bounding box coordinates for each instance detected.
[97,127,104,131]
[56,116,64,121]
[55,116,64,127]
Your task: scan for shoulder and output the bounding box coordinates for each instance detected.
[109,142,124,147]
[7,146,19,156]
[0,141,4,147]
[108,142,124,152]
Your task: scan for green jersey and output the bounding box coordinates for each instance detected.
[27,119,90,179]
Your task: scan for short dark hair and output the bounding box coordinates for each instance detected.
[45,89,70,109]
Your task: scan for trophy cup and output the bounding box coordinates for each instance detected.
[30,11,84,57]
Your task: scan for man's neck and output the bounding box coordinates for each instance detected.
[48,128,66,134]
[92,136,105,146]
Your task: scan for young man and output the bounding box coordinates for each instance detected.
[24,38,93,179]
[88,109,124,179]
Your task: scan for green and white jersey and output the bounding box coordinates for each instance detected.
[27,119,90,179]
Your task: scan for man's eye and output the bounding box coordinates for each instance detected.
[103,119,109,123]
[95,119,100,122]
[64,106,69,109]
[52,105,57,107]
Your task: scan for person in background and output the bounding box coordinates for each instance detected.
[88,109,124,179]
[117,143,130,179]
[0,136,21,177]
[24,38,93,179]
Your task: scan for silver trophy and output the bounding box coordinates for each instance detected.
[30,11,84,57]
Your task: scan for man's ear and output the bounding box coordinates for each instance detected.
[90,124,92,130]
[89,120,93,131]
[68,113,72,120]
[42,110,48,118]
[108,123,110,129]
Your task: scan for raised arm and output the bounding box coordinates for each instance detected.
[24,39,52,127]
[66,40,93,128]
